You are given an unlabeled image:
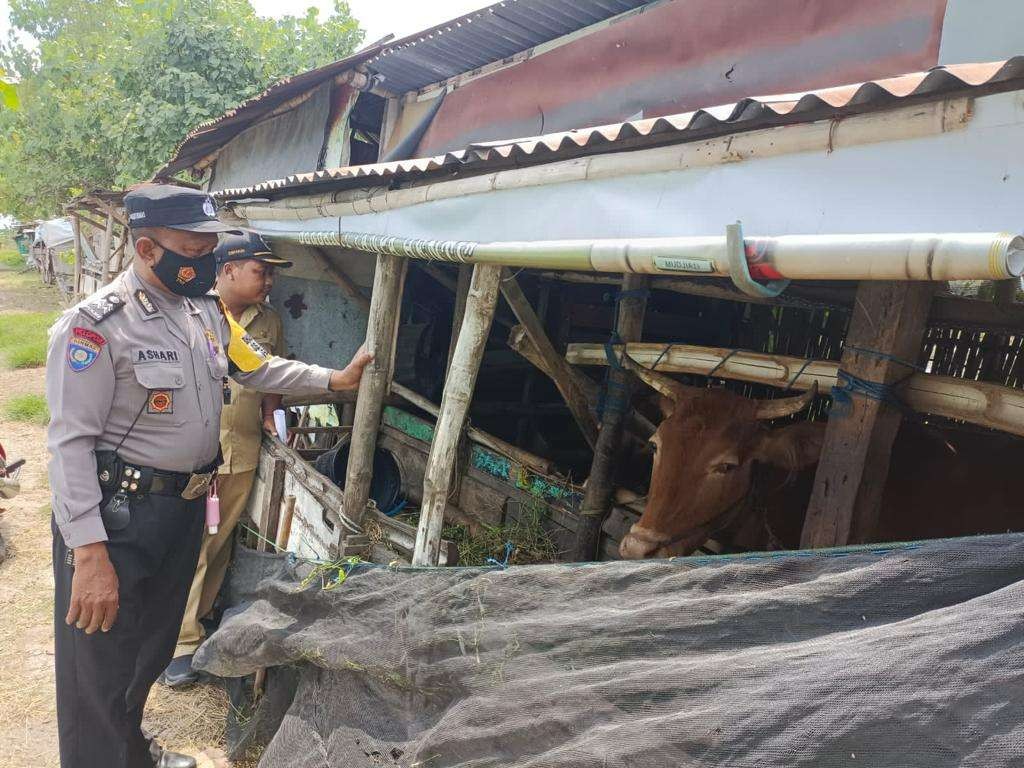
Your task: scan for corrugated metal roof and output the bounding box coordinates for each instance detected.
[213,57,1024,199]
[155,0,654,178]
[364,0,651,94]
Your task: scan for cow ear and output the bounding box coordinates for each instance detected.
[750,422,825,471]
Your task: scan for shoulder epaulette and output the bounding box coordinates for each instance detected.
[78,293,126,324]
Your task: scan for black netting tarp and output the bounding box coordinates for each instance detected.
[198,534,1024,767]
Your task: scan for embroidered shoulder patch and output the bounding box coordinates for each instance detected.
[147,390,173,414]
[135,289,158,316]
[78,293,125,324]
[67,327,107,372]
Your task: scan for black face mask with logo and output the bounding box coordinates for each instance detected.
[151,240,216,297]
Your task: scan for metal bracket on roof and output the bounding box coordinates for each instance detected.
[726,221,790,298]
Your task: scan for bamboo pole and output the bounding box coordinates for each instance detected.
[499,270,599,448]
[233,100,969,223]
[413,264,503,566]
[566,342,1024,438]
[574,274,649,561]
[312,247,371,312]
[342,254,408,526]
[390,381,553,474]
[279,229,1024,282]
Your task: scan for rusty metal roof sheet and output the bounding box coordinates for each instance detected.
[156,0,654,178]
[213,57,1024,200]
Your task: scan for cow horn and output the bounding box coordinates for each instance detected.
[620,352,700,402]
[754,382,818,420]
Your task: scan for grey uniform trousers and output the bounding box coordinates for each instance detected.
[52,489,205,767]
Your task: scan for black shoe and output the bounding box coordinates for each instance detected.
[160,654,198,688]
[156,750,197,768]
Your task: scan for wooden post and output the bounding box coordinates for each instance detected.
[99,209,115,285]
[801,281,935,548]
[342,254,408,525]
[71,215,83,297]
[413,264,502,566]
[447,264,472,372]
[573,274,649,561]
[500,270,599,448]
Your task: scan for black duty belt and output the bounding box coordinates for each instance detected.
[96,451,218,497]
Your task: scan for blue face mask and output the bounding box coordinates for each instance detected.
[151,240,216,297]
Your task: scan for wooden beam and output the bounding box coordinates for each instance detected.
[312,247,371,312]
[418,262,516,329]
[574,274,649,560]
[510,326,656,438]
[540,270,1024,333]
[391,381,553,474]
[500,270,599,448]
[447,264,472,373]
[258,458,287,552]
[342,254,408,525]
[413,263,503,566]
[801,281,935,548]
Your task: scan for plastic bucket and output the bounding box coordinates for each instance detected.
[314,439,403,513]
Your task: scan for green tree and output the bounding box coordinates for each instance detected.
[0,0,364,219]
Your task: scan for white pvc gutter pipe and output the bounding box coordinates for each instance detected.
[266,227,1024,283]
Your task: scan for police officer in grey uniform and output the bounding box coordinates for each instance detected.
[46,184,372,768]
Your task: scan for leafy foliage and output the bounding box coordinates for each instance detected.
[0,0,364,219]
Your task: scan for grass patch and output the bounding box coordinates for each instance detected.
[0,248,24,268]
[0,311,58,368]
[5,394,50,425]
[442,501,560,566]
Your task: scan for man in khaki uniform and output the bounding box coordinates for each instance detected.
[163,232,291,687]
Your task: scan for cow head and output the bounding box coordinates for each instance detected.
[618,356,823,559]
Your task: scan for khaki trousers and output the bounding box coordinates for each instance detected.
[174,468,256,658]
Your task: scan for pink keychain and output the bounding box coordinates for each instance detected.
[206,478,220,535]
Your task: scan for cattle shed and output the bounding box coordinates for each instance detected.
[151,0,1024,570]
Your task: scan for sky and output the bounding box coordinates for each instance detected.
[1,0,490,51]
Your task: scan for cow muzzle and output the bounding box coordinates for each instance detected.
[619,525,668,559]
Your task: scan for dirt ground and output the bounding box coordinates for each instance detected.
[0,269,233,767]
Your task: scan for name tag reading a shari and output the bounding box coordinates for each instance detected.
[653,256,716,274]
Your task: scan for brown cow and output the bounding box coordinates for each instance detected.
[618,356,1023,559]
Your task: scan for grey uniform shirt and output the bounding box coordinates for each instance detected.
[46,266,333,548]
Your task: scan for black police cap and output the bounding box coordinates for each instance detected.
[215,232,293,268]
[124,184,242,234]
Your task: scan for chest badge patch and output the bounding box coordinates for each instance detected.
[147,390,173,414]
[67,327,107,372]
[177,266,197,284]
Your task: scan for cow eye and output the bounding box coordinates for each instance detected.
[648,441,658,454]
[711,461,739,475]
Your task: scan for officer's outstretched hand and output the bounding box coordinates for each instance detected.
[67,542,120,633]
[328,344,374,391]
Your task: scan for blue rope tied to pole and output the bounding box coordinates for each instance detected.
[486,541,514,568]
